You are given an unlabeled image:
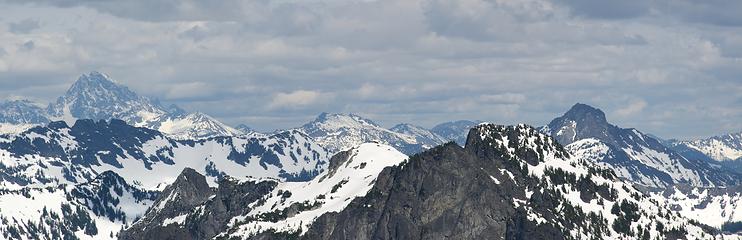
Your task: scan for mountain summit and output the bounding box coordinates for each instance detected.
[544,103,740,187]
[47,71,167,125]
[545,103,611,146]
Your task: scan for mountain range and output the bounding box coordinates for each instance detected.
[1,72,742,239]
[0,72,472,156]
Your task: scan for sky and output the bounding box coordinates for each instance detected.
[0,0,740,139]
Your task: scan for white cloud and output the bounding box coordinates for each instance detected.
[615,99,647,117]
[268,90,325,110]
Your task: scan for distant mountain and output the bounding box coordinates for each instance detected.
[299,113,441,155]
[122,124,722,239]
[389,123,448,149]
[46,71,168,125]
[235,123,267,138]
[543,103,740,187]
[151,111,243,139]
[431,120,482,145]
[0,119,329,190]
[674,132,742,162]
[0,100,49,134]
[0,71,241,139]
[0,100,49,124]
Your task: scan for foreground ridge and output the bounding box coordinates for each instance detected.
[119,124,728,239]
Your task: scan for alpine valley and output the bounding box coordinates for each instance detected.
[0,72,741,239]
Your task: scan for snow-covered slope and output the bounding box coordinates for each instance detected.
[0,171,157,240]
[645,185,742,229]
[153,112,242,140]
[0,119,329,190]
[225,143,407,237]
[677,132,742,162]
[299,113,433,155]
[544,103,740,188]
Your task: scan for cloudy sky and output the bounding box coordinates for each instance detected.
[0,0,740,139]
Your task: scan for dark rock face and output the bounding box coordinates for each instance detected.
[119,168,278,240]
[184,178,276,239]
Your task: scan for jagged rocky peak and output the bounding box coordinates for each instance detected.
[163,167,213,206]
[545,103,611,146]
[65,71,136,99]
[46,71,166,123]
[120,168,214,240]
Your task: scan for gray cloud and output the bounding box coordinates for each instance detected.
[0,0,740,138]
[20,40,34,51]
[555,0,742,27]
[8,19,40,34]
[555,0,650,19]
[659,0,742,26]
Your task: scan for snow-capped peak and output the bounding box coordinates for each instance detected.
[299,113,444,155]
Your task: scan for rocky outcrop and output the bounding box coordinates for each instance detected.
[119,168,214,240]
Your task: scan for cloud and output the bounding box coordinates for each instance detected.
[268,90,326,110]
[615,99,648,117]
[658,0,742,27]
[8,19,40,34]
[20,40,35,51]
[479,93,526,104]
[555,0,650,19]
[555,0,742,26]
